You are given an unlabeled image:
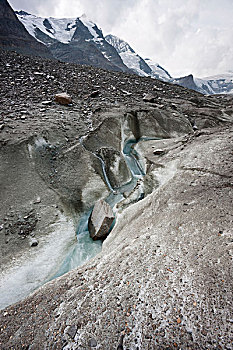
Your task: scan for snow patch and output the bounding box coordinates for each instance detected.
[144,58,171,80]
[17,13,77,43]
[120,52,148,77]
[194,77,215,94]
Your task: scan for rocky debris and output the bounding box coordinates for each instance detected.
[143,92,157,103]
[88,199,115,240]
[54,93,72,105]
[0,46,233,349]
[3,209,38,237]
[0,49,232,146]
[0,45,231,295]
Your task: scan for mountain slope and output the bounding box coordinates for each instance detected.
[173,74,215,95]
[172,73,233,95]
[14,7,233,95]
[144,57,172,80]
[106,34,171,80]
[0,0,52,58]
[16,12,130,72]
[105,34,152,76]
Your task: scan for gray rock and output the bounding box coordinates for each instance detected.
[30,238,38,247]
[34,196,41,204]
[88,199,114,240]
[67,325,77,339]
[88,338,97,347]
[143,93,157,103]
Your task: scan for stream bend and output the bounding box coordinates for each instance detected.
[52,137,147,278]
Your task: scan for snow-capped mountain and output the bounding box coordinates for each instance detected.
[172,75,215,95]
[16,11,130,72]
[14,8,233,95]
[144,58,171,81]
[105,34,171,81]
[172,73,233,95]
[202,72,233,94]
[105,34,151,77]
[16,11,172,79]
[105,34,233,95]
[16,11,77,44]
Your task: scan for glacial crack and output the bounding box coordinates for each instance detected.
[180,166,232,179]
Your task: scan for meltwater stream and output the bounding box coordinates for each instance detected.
[52,138,146,279]
[0,137,154,310]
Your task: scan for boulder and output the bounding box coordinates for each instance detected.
[143,93,157,103]
[88,199,114,240]
[54,93,72,105]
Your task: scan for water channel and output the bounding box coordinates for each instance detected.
[52,137,146,279]
[0,137,151,309]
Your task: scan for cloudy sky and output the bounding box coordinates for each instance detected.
[9,0,233,77]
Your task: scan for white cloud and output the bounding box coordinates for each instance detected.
[9,0,233,77]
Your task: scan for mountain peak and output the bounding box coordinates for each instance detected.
[77,13,103,40]
[15,10,31,16]
[106,34,171,80]
[16,8,129,72]
[0,0,52,58]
